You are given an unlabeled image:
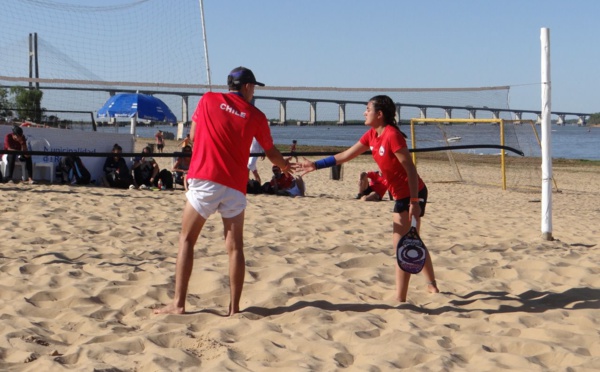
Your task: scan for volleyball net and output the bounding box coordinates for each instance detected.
[0,1,515,128]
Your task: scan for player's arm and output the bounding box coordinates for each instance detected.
[265,146,293,173]
[394,147,421,220]
[189,121,197,142]
[300,141,368,175]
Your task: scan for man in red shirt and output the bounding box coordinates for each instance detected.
[155,67,293,316]
[3,126,34,184]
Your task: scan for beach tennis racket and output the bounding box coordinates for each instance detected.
[396,217,428,274]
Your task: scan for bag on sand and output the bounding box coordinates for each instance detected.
[247,179,262,194]
[59,156,92,185]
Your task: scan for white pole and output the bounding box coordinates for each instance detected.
[540,28,553,241]
[199,0,212,90]
[130,113,137,136]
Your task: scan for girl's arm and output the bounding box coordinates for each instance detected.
[394,147,421,220]
[300,141,369,175]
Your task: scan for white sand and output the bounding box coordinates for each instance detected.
[0,139,598,371]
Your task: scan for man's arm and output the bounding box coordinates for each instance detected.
[189,121,197,142]
[264,147,292,173]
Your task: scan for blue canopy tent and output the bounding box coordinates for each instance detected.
[97,93,177,135]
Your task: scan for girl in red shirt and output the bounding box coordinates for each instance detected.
[300,95,439,302]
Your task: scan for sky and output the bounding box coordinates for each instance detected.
[2,0,599,116]
[200,0,600,114]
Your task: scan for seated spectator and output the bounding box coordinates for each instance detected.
[172,145,192,191]
[356,171,389,201]
[3,125,34,184]
[101,143,133,189]
[131,146,173,189]
[58,155,93,185]
[265,164,305,197]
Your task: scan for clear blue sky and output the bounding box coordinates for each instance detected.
[201,0,600,114]
[2,0,599,115]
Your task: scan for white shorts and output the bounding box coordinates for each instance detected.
[186,179,247,219]
[247,156,259,171]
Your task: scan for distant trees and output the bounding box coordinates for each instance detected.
[0,88,12,119]
[11,87,44,122]
[589,113,600,125]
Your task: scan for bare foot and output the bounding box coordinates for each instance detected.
[228,303,240,317]
[427,281,440,294]
[396,297,407,303]
[154,303,185,315]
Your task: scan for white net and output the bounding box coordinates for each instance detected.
[0,0,521,171]
[1,0,205,84]
[0,0,206,124]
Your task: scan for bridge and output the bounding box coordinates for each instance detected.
[0,81,590,127]
[249,95,589,127]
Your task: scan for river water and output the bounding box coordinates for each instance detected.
[98,123,599,161]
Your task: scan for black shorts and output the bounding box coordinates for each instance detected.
[157,143,165,150]
[360,185,373,195]
[360,186,383,200]
[393,186,428,216]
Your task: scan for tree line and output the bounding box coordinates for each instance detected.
[0,87,44,122]
[588,113,600,125]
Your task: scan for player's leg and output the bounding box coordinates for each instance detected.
[414,188,439,294]
[222,211,245,316]
[420,215,439,294]
[154,201,207,314]
[393,211,411,302]
[356,172,369,198]
[252,169,261,184]
[362,191,381,201]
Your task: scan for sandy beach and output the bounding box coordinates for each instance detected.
[0,138,598,371]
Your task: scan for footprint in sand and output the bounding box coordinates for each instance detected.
[334,352,354,368]
[354,329,380,339]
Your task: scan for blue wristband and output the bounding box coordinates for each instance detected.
[314,156,336,170]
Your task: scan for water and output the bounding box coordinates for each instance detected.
[96,123,599,161]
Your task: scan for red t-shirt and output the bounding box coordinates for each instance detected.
[4,133,26,151]
[270,173,294,189]
[359,126,425,199]
[366,171,389,198]
[188,92,274,194]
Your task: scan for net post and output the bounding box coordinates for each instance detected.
[410,119,417,166]
[540,27,553,241]
[500,119,506,190]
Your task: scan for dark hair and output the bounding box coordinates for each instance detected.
[182,145,192,152]
[12,125,23,136]
[143,146,153,153]
[227,74,242,91]
[112,143,122,152]
[228,83,242,91]
[368,95,407,138]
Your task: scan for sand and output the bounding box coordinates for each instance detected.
[0,138,598,371]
